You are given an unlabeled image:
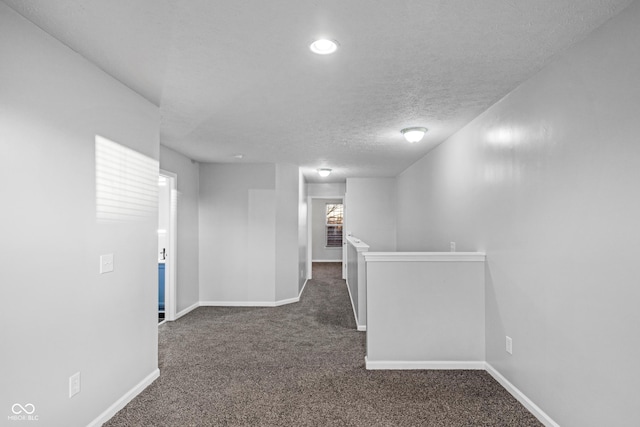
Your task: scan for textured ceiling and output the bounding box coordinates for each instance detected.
[4,0,633,182]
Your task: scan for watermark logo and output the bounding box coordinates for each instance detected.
[8,404,38,422]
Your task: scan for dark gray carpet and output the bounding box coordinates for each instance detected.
[105,263,542,426]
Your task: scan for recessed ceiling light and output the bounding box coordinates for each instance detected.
[310,39,338,55]
[232,154,243,159]
[401,127,428,143]
[317,168,332,177]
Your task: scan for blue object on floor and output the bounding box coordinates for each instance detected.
[158,263,165,311]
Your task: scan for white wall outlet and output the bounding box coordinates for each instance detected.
[506,336,513,355]
[100,254,114,274]
[450,242,456,252]
[69,372,81,398]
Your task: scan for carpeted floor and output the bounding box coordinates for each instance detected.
[105,262,542,426]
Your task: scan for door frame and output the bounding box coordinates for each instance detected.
[160,169,178,322]
[306,195,345,280]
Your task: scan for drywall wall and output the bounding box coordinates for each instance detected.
[275,163,300,302]
[199,163,276,303]
[157,174,170,259]
[366,256,485,366]
[0,3,159,425]
[298,171,308,293]
[159,145,200,313]
[395,2,640,425]
[345,178,397,251]
[307,182,345,198]
[198,163,302,304]
[311,198,343,261]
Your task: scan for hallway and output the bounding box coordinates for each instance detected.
[105,263,539,426]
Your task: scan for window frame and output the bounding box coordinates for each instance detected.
[325,203,343,249]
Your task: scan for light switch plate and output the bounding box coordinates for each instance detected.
[69,372,81,398]
[100,254,114,274]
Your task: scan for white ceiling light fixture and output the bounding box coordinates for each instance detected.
[401,127,428,143]
[317,168,332,177]
[310,39,338,55]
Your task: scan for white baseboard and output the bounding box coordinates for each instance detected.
[200,298,300,307]
[485,363,559,427]
[200,300,277,307]
[345,279,366,331]
[365,358,485,370]
[275,296,300,307]
[312,259,342,262]
[298,279,309,298]
[88,369,159,427]
[175,302,199,320]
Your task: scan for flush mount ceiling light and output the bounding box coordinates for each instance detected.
[310,39,338,55]
[401,127,428,143]
[317,168,332,177]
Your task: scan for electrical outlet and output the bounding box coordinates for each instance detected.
[69,372,81,398]
[450,242,456,252]
[100,254,114,274]
[506,336,513,355]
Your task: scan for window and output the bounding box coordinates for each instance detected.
[325,203,343,248]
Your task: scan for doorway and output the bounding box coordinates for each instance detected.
[306,196,345,280]
[158,170,177,324]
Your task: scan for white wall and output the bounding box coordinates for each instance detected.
[311,198,343,261]
[199,163,276,302]
[365,256,485,367]
[307,182,345,198]
[395,2,640,425]
[199,163,301,304]
[275,164,300,302]
[345,178,397,251]
[298,171,308,293]
[0,4,159,426]
[157,176,170,259]
[159,145,200,313]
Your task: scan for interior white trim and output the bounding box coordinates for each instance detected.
[365,358,485,370]
[200,298,300,308]
[312,259,343,263]
[345,278,366,331]
[485,363,560,427]
[159,169,178,322]
[87,369,159,427]
[306,195,345,280]
[346,235,370,251]
[275,296,300,307]
[363,252,486,262]
[175,302,200,320]
[298,279,309,298]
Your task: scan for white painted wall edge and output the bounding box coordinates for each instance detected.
[365,358,485,370]
[346,235,370,251]
[363,252,486,262]
[175,302,200,320]
[485,363,560,427]
[275,296,300,307]
[200,298,300,307]
[298,279,309,298]
[345,279,366,331]
[184,285,309,314]
[87,369,159,427]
